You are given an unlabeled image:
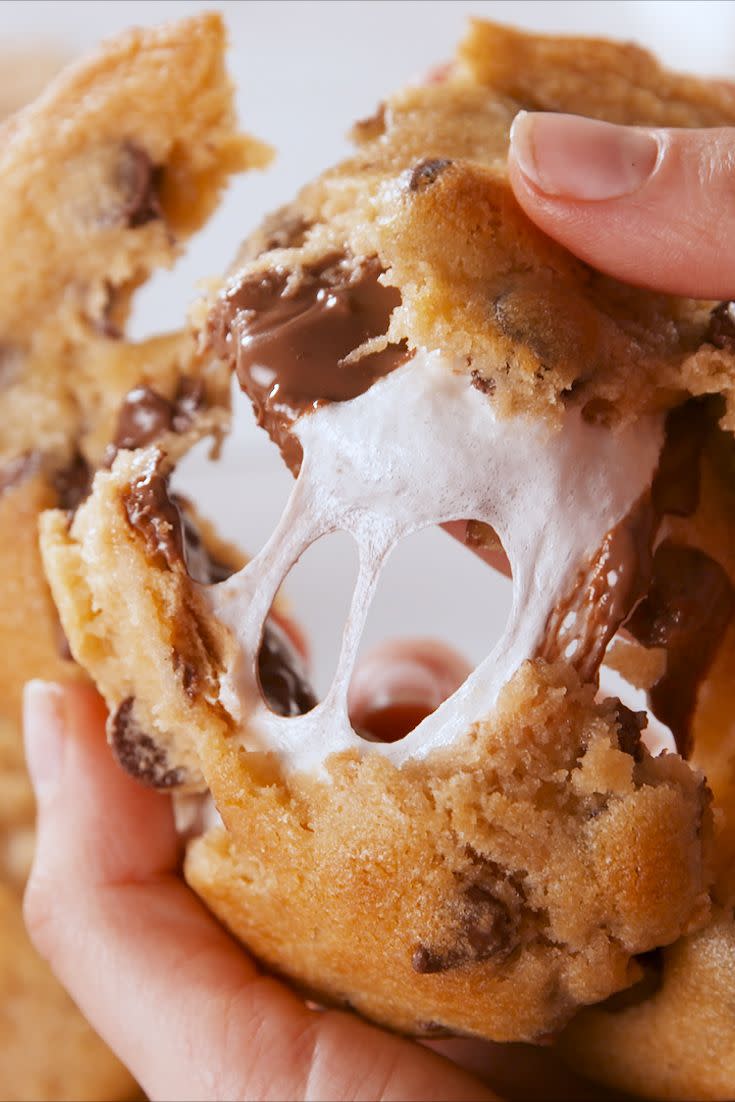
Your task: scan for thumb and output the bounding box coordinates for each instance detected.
[508,111,735,299]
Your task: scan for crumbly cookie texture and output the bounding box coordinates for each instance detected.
[220,20,735,429]
[0,13,260,1101]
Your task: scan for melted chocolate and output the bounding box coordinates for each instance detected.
[107,378,205,464]
[108,697,186,789]
[540,494,655,683]
[123,467,317,720]
[211,253,409,473]
[652,400,709,518]
[122,461,185,571]
[541,398,731,760]
[626,542,734,757]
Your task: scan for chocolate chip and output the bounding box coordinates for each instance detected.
[258,622,318,717]
[213,252,408,476]
[411,945,447,974]
[112,386,174,453]
[652,399,710,518]
[53,451,92,511]
[115,142,163,229]
[107,378,207,466]
[108,697,185,789]
[407,157,453,192]
[626,541,734,757]
[707,301,735,352]
[122,460,185,571]
[470,369,495,395]
[412,859,525,974]
[611,701,646,762]
[461,883,515,960]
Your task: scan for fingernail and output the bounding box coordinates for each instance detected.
[23,681,66,799]
[510,111,660,200]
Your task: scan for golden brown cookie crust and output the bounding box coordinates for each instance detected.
[211,20,735,432]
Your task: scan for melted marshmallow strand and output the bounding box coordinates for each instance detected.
[206,350,663,775]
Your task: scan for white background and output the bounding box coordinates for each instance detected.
[4,1,734,691]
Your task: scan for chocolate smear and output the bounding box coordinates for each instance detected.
[652,400,709,518]
[540,494,655,683]
[210,253,409,473]
[122,460,185,571]
[108,697,186,789]
[107,378,206,465]
[112,386,174,453]
[626,541,734,757]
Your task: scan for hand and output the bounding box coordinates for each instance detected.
[22,669,502,1102]
[508,110,735,299]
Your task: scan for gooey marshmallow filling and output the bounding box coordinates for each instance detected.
[203,349,663,775]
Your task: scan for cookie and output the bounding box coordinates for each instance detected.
[558,432,735,1101]
[0,13,262,1100]
[39,16,735,1091]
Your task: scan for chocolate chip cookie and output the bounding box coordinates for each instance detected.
[40,18,735,1098]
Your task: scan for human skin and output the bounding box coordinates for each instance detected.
[23,113,735,1100]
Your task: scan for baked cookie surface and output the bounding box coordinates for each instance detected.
[0,13,259,1100]
[40,18,735,1099]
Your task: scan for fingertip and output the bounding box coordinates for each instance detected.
[508,114,735,298]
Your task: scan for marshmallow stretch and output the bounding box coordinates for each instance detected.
[207,349,663,774]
